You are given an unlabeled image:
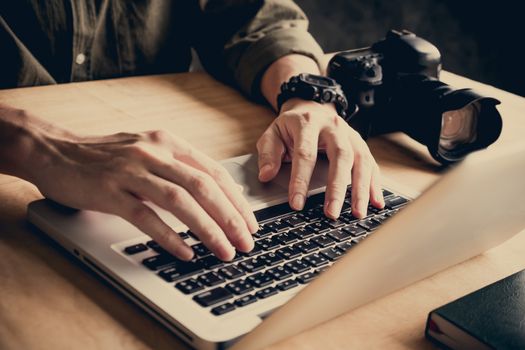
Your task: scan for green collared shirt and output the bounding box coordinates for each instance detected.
[0,0,324,98]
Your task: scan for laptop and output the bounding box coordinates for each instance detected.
[27,143,525,350]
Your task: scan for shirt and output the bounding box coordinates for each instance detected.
[0,0,324,99]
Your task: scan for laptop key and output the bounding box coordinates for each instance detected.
[283,215,305,227]
[289,227,316,239]
[254,226,273,238]
[175,278,204,294]
[385,209,399,217]
[276,278,299,291]
[327,229,352,242]
[184,230,199,240]
[297,271,319,284]
[310,235,336,248]
[157,260,204,282]
[385,196,409,209]
[247,272,273,288]
[234,294,258,307]
[303,253,329,267]
[337,241,354,252]
[373,214,389,223]
[285,259,310,274]
[191,243,211,257]
[264,220,290,232]
[267,266,293,281]
[124,243,148,255]
[146,240,169,255]
[293,240,318,254]
[239,257,266,273]
[199,255,224,269]
[342,225,367,237]
[198,271,224,287]
[211,303,236,316]
[357,219,381,231]
[225,279,254,295]
[256,286,278,299]
[305,221,331,234]
[324,219,346,228]
[231,252,244,262]
[193,287,233,307]
[259,252,284,266]
[342,210,361,223]
[297,211,316,222]
[143,254,176,271]
[276,246,302,260]
[219,265,245,280]
[367,205,383,215]
[320,247,345,261]
[341,201,352,212]
[257,236,280,250]
[241,242,263,257]
[275,231,298,245]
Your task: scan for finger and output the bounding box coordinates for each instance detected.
[171,143,259,234]
[369,164,385,209]
[256,124,286,182]
[321,129,354,219]
[126,176,236,261]
[176,165,255,253]
[288,121,320,210]
[349,141,374,219]
[114,192,195,261]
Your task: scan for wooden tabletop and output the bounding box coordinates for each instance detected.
[0,70,524,350]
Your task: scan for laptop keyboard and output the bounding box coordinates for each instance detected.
[123,186,409,316]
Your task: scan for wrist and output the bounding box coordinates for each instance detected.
[0,105,74,182]
[277,73,349,119]
[280,98,337,114]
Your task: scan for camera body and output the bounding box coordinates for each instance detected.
[328,29,502,164]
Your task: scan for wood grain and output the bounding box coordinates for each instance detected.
[0,70,524,350]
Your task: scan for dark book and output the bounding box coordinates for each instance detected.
[425,269,525,350]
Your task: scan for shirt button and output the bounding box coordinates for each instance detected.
[75,53,86,65]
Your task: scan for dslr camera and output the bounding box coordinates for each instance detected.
[328,29,502,165]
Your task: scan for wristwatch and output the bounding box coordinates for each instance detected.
[277,73,353,121]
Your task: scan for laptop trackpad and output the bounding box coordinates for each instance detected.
[222,162,288,203]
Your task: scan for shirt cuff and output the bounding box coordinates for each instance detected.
[234,22,325,99]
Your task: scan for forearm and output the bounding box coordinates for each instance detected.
[0,104,71,181]
[260,54,322,111]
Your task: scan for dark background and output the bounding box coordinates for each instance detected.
[296,0,525,97]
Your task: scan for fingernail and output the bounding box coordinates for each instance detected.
[377,195,385,207]
[237,184,245,193]
[218,244,235,261]
[248,216,259,234]
[358,199,368,217]
[292,193,305,210]
[259,164,272,177]
[238,234,255,253]
[327,200,341,218]
[178,247,194,261]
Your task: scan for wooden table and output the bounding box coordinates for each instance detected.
[1,71,524,350]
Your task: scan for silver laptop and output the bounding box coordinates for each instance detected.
[27,143,525,350]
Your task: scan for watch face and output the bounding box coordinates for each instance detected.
[301,74,336,87]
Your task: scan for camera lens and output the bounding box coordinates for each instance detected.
[439,101,479,151]
[368,75,502,164]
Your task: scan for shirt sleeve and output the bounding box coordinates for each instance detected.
[192,0,324,99]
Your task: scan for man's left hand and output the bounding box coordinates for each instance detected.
[256,98,384,219]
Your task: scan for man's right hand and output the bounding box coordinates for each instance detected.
[0,105,258,261]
